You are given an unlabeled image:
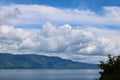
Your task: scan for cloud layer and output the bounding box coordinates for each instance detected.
[7,4,120,27]
[0,4,120,63]
[0,6,19,25]
[0,23,120,63]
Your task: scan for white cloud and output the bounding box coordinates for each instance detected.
[102,6,120,25]
[0,4,120,63]
[104,6,120,17]
[0,6,20,25]
[0,4,119,26]
[85,27,120,43]
[0,23,120,63]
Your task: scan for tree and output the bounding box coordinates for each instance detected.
[98,55,120,80]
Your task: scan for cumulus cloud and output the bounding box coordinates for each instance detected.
[0,4,120,63]
[0,23,120,63]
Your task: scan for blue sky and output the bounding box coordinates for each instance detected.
[1,0,120,8]
[0,0,120,63]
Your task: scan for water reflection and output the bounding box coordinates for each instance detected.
[0,69,100,80]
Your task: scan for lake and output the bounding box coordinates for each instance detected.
[0,69,100,80]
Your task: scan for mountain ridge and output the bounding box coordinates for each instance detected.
[0,53,99,69]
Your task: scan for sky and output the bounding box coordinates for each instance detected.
[0,0,120,63]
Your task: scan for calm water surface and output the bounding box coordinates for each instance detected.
[0,69,100,80]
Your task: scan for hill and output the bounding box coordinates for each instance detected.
[0,53,99,69]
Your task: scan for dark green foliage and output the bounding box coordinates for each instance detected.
[0,53,99,69]
[98,55,120,80]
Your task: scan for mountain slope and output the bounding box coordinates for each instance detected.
[0,53,99,69]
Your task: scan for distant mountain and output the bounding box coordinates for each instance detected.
[0,53,99,69]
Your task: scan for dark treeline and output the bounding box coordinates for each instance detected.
[98,55,120,80]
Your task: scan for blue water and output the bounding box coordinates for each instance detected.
[0,69,100,80]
